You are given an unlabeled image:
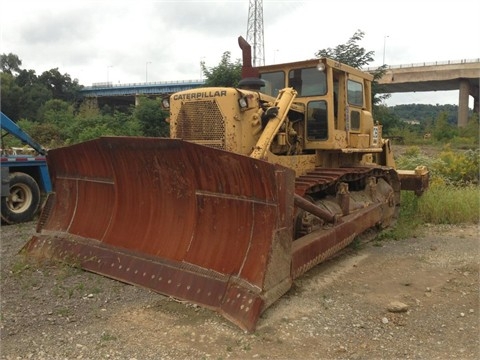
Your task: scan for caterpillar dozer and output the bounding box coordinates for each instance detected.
[23,36,429,332]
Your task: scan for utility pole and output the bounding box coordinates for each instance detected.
[383,35,389,64]
[146,61,151,83]
[107,65,113,83]
[246,0,265,67]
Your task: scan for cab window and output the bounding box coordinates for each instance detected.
[260,71,285,97]
[350,110,360,130]
[288,68,327,97]
[347,80,363,106]
[306,101,328,141]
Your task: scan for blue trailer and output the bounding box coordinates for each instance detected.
[1,112,52,224]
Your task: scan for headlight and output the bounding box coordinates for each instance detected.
[238,96,248,109]
[317,62,325,72]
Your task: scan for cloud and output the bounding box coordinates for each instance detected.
[1,0,479,105]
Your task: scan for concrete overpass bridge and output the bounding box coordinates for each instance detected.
[80,79,204,107]
[370,59,480,126]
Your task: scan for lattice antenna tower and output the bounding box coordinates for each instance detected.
[246,0,265,67]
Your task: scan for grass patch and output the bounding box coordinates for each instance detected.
[376,191,422,241]
[379,144,480,241]
[377,183,479,241]
[100,332,117,341]
[416,183,479,224]
[10,258,32,276]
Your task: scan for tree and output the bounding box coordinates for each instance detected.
[370,67,390,107]
[38,68,82,102]
[315,30,390,109]
[107,111,142,137]
[16,69,38,87]
[458,113,479,145]
[0,53,22,75]
[315,30,374,69]
[134,97,169,137]
[1,59,53,121]
[39,99,75,125]
[374,105,404,136]
[201,52,242,87]
[18,82,53,121]
[1,54,83,121]
[0,72,23,119]
[35,99,75,143]
[433,111,457,141]
[16,119,64,149]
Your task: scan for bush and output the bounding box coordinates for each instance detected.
[382,146,480,240]
[396,147,442,178]
[396,145,479,186]
[435,147,479,185]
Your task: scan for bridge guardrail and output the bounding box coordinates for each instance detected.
[86,79,205,90]
[364,58,480,71]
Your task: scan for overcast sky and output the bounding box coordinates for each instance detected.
[1,0,479,107]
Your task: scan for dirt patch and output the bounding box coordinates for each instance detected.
[1,222,478,359]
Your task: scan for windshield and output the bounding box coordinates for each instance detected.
[289,67,327,97]
[260,67,327,98]
[260,71,285,97]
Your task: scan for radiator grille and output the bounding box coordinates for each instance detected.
[176,101,225,150]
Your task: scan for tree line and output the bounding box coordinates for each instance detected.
[1,53,169,148]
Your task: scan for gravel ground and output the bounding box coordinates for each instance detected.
[1,221,479,359]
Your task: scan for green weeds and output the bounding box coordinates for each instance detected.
[100,332,117,341]
[416,183,479,224]
[379,145,479,241]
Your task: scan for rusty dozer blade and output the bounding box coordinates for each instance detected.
[23,137,295,332]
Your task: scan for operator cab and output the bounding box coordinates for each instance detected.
[256,58,376,151]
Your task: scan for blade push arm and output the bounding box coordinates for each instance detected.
[249,88,297,160]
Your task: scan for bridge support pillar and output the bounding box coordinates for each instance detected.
[135,94,141,107]
[471,83,479,116]
[458,79,470,127]
[82,97,99,110]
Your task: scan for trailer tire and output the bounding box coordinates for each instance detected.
[1,172,41,224]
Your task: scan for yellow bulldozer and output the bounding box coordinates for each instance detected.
[23,37,429,332]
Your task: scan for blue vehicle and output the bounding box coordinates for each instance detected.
[1,112,52,224]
